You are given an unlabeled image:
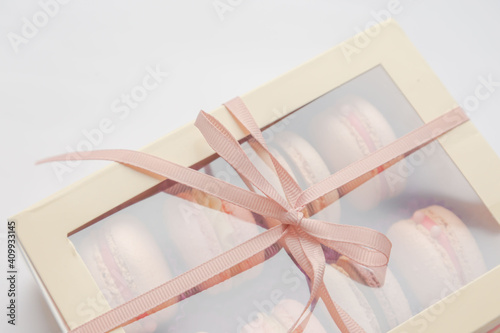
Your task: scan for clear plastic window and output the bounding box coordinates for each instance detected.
[70,66,500,333]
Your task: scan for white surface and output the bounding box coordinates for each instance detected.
[1,1,499,332]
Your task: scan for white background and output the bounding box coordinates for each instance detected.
[1,1,499,332]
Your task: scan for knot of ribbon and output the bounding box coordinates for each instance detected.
[39,97,469,333]
[283,209,305,227]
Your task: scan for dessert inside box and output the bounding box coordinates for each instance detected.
[69,66,500,333]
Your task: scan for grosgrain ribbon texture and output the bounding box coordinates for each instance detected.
[38,98,469,333]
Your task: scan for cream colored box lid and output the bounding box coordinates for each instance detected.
[11,20,500,332]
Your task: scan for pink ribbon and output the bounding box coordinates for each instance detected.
[39,98,469,333]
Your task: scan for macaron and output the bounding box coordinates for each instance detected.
[246,145,298,199]
[241,299,327,333]
[164,188,264,294]
[270,131,341,222]
[335,256,412,330]
[309,96,406,211]
[80,214,177,333]
[387,205,487,309]
[323,264,381,333]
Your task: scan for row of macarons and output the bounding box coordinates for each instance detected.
[80,197,486,333]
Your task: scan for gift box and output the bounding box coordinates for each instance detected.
[11,20,500,333]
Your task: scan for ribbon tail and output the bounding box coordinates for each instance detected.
[37,149,288,220]
[69,225,287,333]
[284,223,383,333]
[296,107,469,208]
[282,228,326,333]
[283,230,367,333]
[318,283,366,333]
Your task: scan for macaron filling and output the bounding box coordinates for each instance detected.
[271,133,337,218]
[346,110,389,198]
[413,211,465,285]
[98,233,135,302]
[346,112,378,154]
[97,233,158,331]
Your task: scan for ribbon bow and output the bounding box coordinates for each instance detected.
[39,97,468,333]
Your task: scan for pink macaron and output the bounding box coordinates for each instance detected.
[270,131,341,222]
[309,96,406,210]
[248,145,299,199]
[241,299,327,333]
[334,256,412,331]
[387,205,487,309]
[324,264,381,333]
[80,214,178,333]
[163,188,264,294]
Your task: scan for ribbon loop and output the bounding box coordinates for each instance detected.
[195,110,292,210]
[299,218,391,267]
[224,97,303,206]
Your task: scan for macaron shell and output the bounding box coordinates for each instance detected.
[80,241,162,333]
[164,192,232,294]
[101,216,178,320]
[189,189,264,282]
[273,131,331,186]
[344,96,407,199]
[268,147,297,183]
[324,265,381,333]
[309,96,406,210]
[335,256,412,329]
[218,200,265,281]
[79,235,123,307]
[246,151,278,192]
[165,189,266,293]
[369,269,412,329]
[164,193,224,268]
[421,205,487,282]
[271,299,328,333]
[246,146,296,199]
[388,217,459,308]
[309,107,382,210]
[252,146,298,183]
[272,131,341,222]
[80,215,177,333]
[342,96,397,151]
[386,206,486,310]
